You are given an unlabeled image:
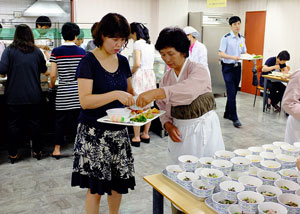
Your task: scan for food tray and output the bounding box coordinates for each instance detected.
[97,110,165,127]
[162,169,206,201]
[205,197,227,214]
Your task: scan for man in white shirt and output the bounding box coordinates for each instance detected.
[183,26,210,77]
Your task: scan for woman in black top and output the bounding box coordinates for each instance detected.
[0,24,47,163]
[71,13,135,214]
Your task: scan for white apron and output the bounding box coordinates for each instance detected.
[167,110,225,165]
[285,115,300,144]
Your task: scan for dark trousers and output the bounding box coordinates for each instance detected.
[7,104,41,156]
[222,63,241,121]
[54,109,80,146]
[268,81,286,106]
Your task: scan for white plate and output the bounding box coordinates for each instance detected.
[97,110,165,126]
[240,54,263,61]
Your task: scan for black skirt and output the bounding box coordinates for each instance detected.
[71,123,135,195]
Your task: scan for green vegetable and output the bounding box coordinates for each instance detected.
[253,55,263,58]
[130,115,147,122]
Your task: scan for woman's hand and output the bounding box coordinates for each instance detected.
[165,122,182,142]
[136,90,156,107]
[136,88,166,107]
[117,91,135,106]
[296,157,300,171]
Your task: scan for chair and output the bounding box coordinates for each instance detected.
[253,85,269,107]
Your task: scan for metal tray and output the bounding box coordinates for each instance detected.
[161,169,206,201]
[97,110,165,127]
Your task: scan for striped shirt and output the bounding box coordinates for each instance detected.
[50,42,86,110]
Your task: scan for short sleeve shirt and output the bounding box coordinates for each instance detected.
[259,56,286,86]
[219,30,247,64]
[76,52,132,128]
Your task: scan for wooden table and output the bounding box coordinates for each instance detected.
[262,74,289,112]
[144,173,216,214]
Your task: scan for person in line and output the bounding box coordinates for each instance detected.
[85,22,98,52]
[0,24,47,163]
[75,29,85,49]
[218,16,247,128]
[261,50,290,112]
[282,69,300,144]
[129,22,156,147]
[71,13,135,214]
[34,16,52,61]
[49,22,86,159]
[183,26,210,77]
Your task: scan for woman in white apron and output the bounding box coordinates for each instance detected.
[136,27,224,213]
[282,69,300,144]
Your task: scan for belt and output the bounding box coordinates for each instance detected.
[222,62,241,67]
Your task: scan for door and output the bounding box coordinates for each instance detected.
[241,11,266,95]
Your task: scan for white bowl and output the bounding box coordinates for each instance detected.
[191,180,214,198]
[273,148,282,155]
[194,168,204,179]
[200,168,224,186]
[229,171,247,181]
[260,160,281,172]
[274,179,300,194]
[273,141,289,147]
[260,152,276,160]
[246,155,264,167]
[211,159,233,175]
[294,142,300,147]
[234,149,252,157]
[247,166,263,177]
[279,169,300,182]
[257,170,281,185]
[258,201,288,214]
[214,150,235,161]
[166,165,184,181]
[106,108,131,122]
[231,157,251,172]
[275,154,296,168]
[281,144,300,157]
[214,176,232,193]
[219,180,245,201]
[227,204,252,214]
[248,146,264,155]
[238,175,263,191]
[296,188,300,196]
[198,157,214,168]
[278,193,300,214]
[262,144,280,152]
[237,191,264,213]
[177,172,198,190]
[178,155,198,172]
[256,185,282,202]
[212,192,236,213]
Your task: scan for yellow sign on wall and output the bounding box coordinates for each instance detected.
[207,0,227,8]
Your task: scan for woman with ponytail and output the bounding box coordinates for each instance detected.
[129,22,156,147]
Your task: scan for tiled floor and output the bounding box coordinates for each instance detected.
[0,92,288,214]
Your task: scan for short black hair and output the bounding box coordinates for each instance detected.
[61,22,80,41]
[130,22,151,44]
[94,13,130,48]
[36,16,51,28]
[91,22,99,39]
[155,27,190,58]
[229,16,241,25]
[277,50,290,61]
[0,24,2,28]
